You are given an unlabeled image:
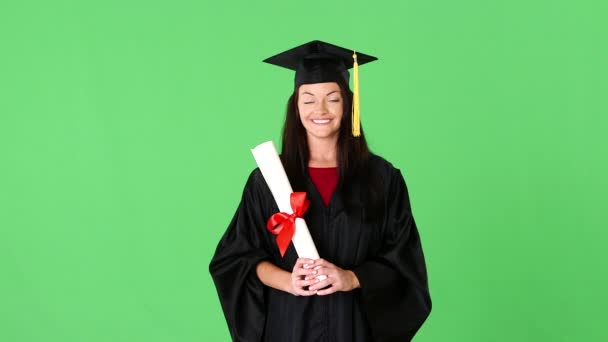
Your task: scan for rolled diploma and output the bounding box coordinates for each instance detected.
[251,141,320,260]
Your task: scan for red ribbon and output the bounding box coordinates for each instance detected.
[266,192,310,257]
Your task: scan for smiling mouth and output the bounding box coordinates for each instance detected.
[312,119,331,124]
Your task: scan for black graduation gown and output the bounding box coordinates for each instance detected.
[209,155,431,342]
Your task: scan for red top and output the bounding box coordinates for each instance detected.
[308,167,338,207]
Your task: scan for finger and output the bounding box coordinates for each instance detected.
[311,258,326,266]
[312,266,336,278]
[313,259,336,269]
[306,268,330,282]
[294,288,317,296]
[294,258,315,268]
[295,280,318,289]
[295,267,317,277]
[316,286,338,296]
[308,277,332,291]
[303,268,320,280]
[296,257,314,264]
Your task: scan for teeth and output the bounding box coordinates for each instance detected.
[312,119,331,124]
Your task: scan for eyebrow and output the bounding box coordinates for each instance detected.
[301,90,340,96]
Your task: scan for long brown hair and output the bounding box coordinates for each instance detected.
[280,79,383,219]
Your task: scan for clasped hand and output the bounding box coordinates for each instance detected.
[290,258,360,296]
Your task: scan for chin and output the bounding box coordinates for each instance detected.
[308,131,340,140]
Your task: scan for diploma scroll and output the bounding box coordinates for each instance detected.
[251,141,322,261]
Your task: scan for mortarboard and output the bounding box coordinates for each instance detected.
[263,40,378,137]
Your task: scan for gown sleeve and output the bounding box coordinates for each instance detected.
[352,168,432,342]
[209,169,273,342]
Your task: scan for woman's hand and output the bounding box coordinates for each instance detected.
[289,258,320,296]
[306,258,360,295]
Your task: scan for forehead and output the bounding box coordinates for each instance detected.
[298,82,341,95]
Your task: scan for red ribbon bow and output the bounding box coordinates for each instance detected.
[266,192,310,257]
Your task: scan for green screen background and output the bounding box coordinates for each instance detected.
[1,0,606,341]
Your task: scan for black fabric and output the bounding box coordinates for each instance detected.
[209,155,432,342]
[262,40,378,87]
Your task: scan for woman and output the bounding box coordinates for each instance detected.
[209,40,431,342]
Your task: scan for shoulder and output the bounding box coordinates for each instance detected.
[244,167,270,192]
[368,153,402,178]
[367,153,412,196]
[246,167,264,183]
[244,167,279,200]
[238,168,277,214]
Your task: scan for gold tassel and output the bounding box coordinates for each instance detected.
[351,51,360,137]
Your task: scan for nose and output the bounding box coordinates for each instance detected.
[313,101,328,115]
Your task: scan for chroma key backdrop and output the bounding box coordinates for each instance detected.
[1,0,606,341]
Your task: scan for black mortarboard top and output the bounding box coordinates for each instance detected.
[263,40,377,87]
[263,40,378,137]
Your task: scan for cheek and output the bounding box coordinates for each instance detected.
[298,104,314,118]
[297,106,308,126]
[331,103,344,118]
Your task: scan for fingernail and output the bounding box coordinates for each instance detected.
[312,271,317,274]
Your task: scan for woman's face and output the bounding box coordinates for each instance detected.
[297,82,343,142]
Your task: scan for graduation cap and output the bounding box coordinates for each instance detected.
[263,40,378,137]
